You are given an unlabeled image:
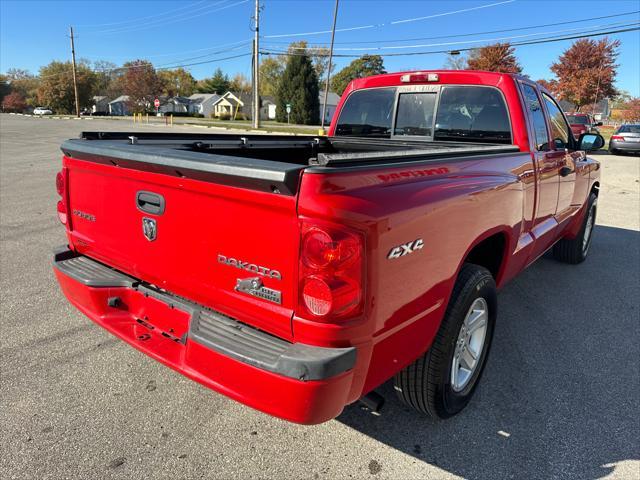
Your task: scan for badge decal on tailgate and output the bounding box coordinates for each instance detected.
[142,217,157,241]
[235,277,282,304]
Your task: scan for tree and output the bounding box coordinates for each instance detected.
[6,68,33,81]
[276,47,320,125]
[444,54,467,70]
[2,91,26,112]
[5,69,40,108]
[330,55,386,95]
[467,43,522,73]
[196,68,230,94]
[550,38,620,111]
[536,78,559,95]
[229,73,251,94]
[37,60,96,113]
[0,74,10,103]
[620,98,640,121]
[121,60,161,113]
[92,60,119,96]
[259,57,284,97]
[610,90,633,109]
[158,68,196,97]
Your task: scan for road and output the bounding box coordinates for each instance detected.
[1,114,638,480]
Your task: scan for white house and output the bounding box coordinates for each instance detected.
[188,93,220,117]
[108,95,130,116]
[210,91,252,119]
[319,92,341,124]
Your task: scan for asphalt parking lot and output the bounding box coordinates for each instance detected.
[1,113,638,479]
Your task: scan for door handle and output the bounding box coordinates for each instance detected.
[136,191,165,215]
[559,166,573,177]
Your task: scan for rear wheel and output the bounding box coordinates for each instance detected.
[552,192,597,264]
[394,264,496,419]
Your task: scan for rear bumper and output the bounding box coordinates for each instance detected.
[53,247,357,424]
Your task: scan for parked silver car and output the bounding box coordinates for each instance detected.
[609,124,640,155]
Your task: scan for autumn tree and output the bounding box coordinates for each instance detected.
[2,91,27,112]
[229,73,251,94]
[331,55,386,95]
[536,79,559,95]
[276,46,319,124]
[5,69,40,108]
[620,98,640,121]
[467,43,521,73]
[550,38,620,111]
[91,60,120,97]
[121,60,161,113]
[37,60,96,113]
[196,68,230,94]
[0,74,10,103]
[259,57,284,97]
[158,68,196,97]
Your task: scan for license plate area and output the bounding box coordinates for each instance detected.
[128,290,191,343]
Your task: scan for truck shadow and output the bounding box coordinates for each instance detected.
[336,225,639,480]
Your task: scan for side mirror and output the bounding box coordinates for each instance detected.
[578,133,605,151]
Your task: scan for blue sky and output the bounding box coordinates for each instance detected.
[1,0,639,95]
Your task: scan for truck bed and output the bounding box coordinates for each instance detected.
[62,132,521,195]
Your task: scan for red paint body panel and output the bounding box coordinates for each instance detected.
[54,70,600,423]
[55,270,353,424]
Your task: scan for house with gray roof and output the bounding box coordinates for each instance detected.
[91,96,110,114]
[187,93,220,117]
[108,95,130,116]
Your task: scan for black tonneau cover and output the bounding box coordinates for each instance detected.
[62,131,521,195]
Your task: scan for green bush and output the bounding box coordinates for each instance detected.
[218,112,231,120]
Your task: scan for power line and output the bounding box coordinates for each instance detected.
[263,21,639,52]
[34,49,253,80]
[262,0,515,38]
[389,0,515,25]
[261,25,640,58]
[81,38,253,61]
[74,1,209,28]
[156,42,252,68]
[263,10,640,45]
[82,0,247,36]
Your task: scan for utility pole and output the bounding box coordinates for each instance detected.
[321,0,339,131]
[252,0,260,128]
[69,26,80,118]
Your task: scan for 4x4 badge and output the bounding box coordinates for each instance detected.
[142,217,157,241]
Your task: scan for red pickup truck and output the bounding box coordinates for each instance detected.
[53,71,603,424]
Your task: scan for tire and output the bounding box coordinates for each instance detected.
[394,264,497,419]
[552,192,597,264]
[609,148,619,155]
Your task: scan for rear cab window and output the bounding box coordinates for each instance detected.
[335,85,512,144]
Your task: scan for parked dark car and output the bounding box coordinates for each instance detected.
[609,124,640,155]
[566,113,602,139]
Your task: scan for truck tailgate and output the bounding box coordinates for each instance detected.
[62,144,302,341]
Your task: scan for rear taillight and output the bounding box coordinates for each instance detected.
[611,135,625,141]
[298,221,364,321]
[56,169,67,224]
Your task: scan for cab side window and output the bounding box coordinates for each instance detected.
[521,84,549,151]
[543,94,571,150]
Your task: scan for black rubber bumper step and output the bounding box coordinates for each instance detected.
[53,247,356,381]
